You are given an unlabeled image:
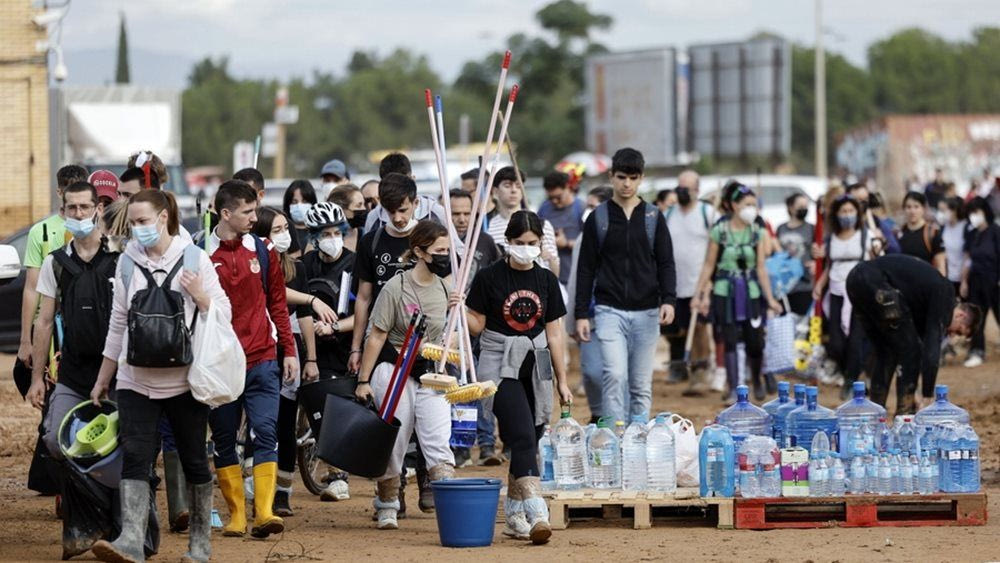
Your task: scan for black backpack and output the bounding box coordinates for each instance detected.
[52,248,118,363]
[304,251,355,310]
[124,251,198,368]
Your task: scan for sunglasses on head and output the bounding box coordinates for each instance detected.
[730,183,754,201]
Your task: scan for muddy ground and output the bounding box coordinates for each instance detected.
[1,336,998,562]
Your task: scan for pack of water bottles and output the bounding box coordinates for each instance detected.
[736,436,781,498]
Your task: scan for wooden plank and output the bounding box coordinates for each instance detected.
[550,501,568,530]
[633,502,651,529]
[716,499,735,529]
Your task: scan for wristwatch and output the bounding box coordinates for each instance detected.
[332,320,341,333]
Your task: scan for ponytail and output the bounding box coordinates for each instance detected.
[129,189,180,236]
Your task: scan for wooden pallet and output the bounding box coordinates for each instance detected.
[545,487,734,530]
[734,492,988,529]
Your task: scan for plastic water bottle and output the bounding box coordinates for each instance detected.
[787,386,839,453]
[810,453,828,497]
[622,415,648,491]
[835,381,887,462]
[875,417,893,453]
[646,414,676,493]
[587,419,621,488]
[762,381,790,429]
[829,453,846,496]
[613,419,627,442]
[699,424,735,497]
[895,417,920,457]
[877,453,892,495]
[888,450,901,493]
[538,426,556,490]
[583,422,598,482]
[899,452,914,494]
[849,455,865,494]
[918,452,934,494]
[865,450,879,493]
[758,446,781,498]
[449,402,478,449]
[930,448,941,493]
[962,425,980,493]
[738,448,759,498]
[552,408,586,489]
[774,383,806,448]
[915,385,970,452]
[716,385,772,452]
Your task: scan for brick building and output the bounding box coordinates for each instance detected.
[0,1,51,238]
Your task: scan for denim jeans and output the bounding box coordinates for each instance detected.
[476,402,496,447]
[594,305,660,422]
[579,322,605,419]
[209,360,281,467]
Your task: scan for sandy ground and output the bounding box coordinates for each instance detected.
[1,335,999,563]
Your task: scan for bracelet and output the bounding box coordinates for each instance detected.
[304,359,317,364]
[350,349,362,355]
[358,380,370,385]
[310,296,316,307]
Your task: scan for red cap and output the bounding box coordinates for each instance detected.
[502,50,511,69]
[88,170,120,201]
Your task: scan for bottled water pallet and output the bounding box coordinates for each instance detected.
[734,492,987,529]
[544,487,734,530]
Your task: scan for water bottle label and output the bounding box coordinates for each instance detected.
[706,447,720,462]
[590,450,615,466]
[947,450,962,461]
[961,450,970,460]
[451,405,477,422]
[970,450,979,460]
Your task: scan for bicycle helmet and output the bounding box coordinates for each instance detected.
[305,201,348,232]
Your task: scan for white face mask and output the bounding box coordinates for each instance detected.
[935,210,950,225]
[738,205,758,225]
[969,212,986,229]
[318,236,344,258]
[321,182,337,193]
[386,217,417,236]
[271,231,292,253]
[507,244,541,266]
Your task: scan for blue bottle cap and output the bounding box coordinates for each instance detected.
[935,384,948,400]
[778,381,790,392]
[736,385,749,401]
[793,383,806,393]
[853,381,866,394]
[806,386,818,398]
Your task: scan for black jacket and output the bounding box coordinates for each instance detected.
[574,199,676,318]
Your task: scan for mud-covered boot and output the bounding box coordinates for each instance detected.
[163,450,189,533]
[502,476,530,540]
[91,479,150,562]
[517,476,551,545]
[181,482,212,563]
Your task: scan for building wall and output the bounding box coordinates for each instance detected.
[0,1,51,238]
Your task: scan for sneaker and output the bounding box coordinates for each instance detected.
[478,446,503,467]
[376,508,398,530]
[709,367,727,392]
[964,354,984,368]
[320,479,350,502]
[502,512,531,540]
[666,363,688,383]
[273,490,293,517]
[453,448,473,468]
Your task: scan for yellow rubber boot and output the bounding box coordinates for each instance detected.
[251,462,285,538]
[216,465,247,537]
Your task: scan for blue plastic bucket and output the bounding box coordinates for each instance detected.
[430,478,501,547]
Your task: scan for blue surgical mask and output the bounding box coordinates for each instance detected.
[838,215,857,230]
[65,214,96,238]
[132,222,163,248]
[290,203,311,224]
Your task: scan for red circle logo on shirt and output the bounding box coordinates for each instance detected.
[503,290,542,332]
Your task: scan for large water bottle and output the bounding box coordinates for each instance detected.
[899,452,915,494]
[774,383,806,448]
[962,425,980,493]
[918,452,934,494]
[915,385,970,452]
[539,425,556,490]
[762,381,790,427]
[646,414,676,493]
[877,453,892,495]
[787,386,839,452]
[583,422,598,482]
[895,417,920,457]
[810,453,828,497]
[552,408,586,489]
[716,385,771,454]
[829,453,846,496]
[849,454,866,494]
[622,415,648,491]
[587,419,621,488]
[835,381,886,462]
[875,417,893,453]
[699,424,735,497]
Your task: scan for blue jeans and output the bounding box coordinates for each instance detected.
[594,305,659,422]
[477,402,496,447]
[580,322,605,419]
[209,360,281,467]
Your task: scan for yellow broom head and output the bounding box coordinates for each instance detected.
[419,373,459,392]
[444,380,498,404]
[420,343,462,365]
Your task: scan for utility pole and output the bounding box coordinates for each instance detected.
[814,0,827,180]
[274,87,288,179]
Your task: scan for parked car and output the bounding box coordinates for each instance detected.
[0,227,30,352]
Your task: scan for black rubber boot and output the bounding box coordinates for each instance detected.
[163,450,189,533]
[91,479,149,563]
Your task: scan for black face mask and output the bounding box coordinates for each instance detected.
[794,208,808,221]
[427,253,452,278]
[676,187,692,207]
[348,209,368,229]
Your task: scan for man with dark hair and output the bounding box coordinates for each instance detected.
[460,168,480,194]
[847,255,981,414]
[207,179,297,538]
[655,189,677,213]
[538,171,584,286]
[487,166,559,275]
[575,147,677,422]
[127,151,168,185]
[233,167,266,202]
[924,167,949,209]
[364,154,447,233]
[379,152,413,179]
[118,166,160,196]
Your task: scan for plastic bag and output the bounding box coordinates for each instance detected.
[670,414,700,487]
[763,313,796,376]
[189,303,246,407]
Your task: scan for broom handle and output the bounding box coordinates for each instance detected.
[683,311,698,363]
[385,322,426,422]
[378,312,418,419]
[382,318,423,422]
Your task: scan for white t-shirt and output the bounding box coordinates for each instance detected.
[35,249,65,299]
[941,220,968,283]
[828,230,873,296]
[666,203,717,299]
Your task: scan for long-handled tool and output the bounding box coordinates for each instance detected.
[378,312,419,420]
[384,318,427,423]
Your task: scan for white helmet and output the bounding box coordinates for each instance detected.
[304,202,347,231]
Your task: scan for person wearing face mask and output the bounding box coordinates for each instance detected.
[355,220,456,531]
[363,153,449,233]
[487,166,560,277]
[896,192,946,276]
[936,196,968,296]
[319,159,350,199]
[282,179,319,257]
[812,195,877,397]
[692,181,782,403]
[776,193,815,316]
[959,197,1000,368]
[451,210,572,544]
[89,189,228,563]
[251,207,319,517]
[328,184,369,252]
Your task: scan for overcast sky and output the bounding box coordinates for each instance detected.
[55,0,999,88]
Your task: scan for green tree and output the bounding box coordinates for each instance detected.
[958,27,1000,112]
[868,28,961,113]
[115,12,130,84]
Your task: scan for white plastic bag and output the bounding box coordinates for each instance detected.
[670,414,700,487]
[189,303,246,407]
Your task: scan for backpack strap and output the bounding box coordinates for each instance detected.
[52,247,82,281]
[251,235,270,296]
[119,253,135,292]
[701,202,710,230]
[594,202,609,249]
[372,226,384,255]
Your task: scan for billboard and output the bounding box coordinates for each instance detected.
[585,48,677,167]
[688,37,791,159]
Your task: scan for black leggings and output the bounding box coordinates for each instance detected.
[118,389,211,484]
[276,395,297,474]
[968,273,1000,354]
[714,319,764,386]
[827,293,865,383]
[492,353,544,479]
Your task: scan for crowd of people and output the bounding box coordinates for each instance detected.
[13,146,996,559]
